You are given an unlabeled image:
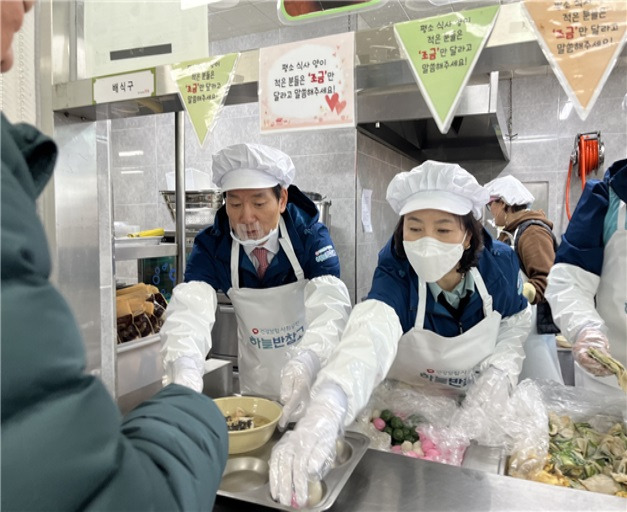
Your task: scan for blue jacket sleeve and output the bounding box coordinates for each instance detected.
[301,222,341,279]
[555,179,609,276]
[366,242,412,331]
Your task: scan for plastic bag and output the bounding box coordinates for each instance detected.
[508,379,627,486]
[348,380,468,464]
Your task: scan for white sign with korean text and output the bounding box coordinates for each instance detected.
[259,32,355,133]
[93,69,155,104]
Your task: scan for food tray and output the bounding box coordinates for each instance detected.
[114,236,162,246]
[217,430,370,511]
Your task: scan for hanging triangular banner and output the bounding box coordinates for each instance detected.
[170,53,239,146]
[394,5,500,134]
[522,0,626,121]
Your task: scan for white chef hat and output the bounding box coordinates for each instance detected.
[212,143,295,192]
[484,175,535,207]
[386,160,490,220]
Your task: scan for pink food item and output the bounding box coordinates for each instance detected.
[405,451,420,458]
[390,445,403,454]
[421,438,436,452]
[424,448,440,458]
[372,418,386,431]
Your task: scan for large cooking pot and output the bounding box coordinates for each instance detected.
[302,191,331,226]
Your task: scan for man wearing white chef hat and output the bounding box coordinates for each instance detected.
[160,143,351,424]
[269,161,532,508]
[485,175,563,384]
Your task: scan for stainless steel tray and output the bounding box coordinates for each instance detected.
[217,430,370,511]
[461,441,506,475]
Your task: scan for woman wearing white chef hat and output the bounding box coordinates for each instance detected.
[160,143,351,424]
[269,161,532,508]
[485,175,564,385]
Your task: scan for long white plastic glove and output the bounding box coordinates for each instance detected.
[160,281,217,390]
[278,349,321,430]
[480,304,532,386]
[298,275,352,364]
[167,356,205,392]
[545,263,605,343]
[451,366,512,441]
[269,382,347,509]
[572,325,613,377]
[313,299,403,426]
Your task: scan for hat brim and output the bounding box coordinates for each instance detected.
[219,168,281,191]
[399,190,474,217]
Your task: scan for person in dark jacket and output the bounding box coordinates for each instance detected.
[1,3,228,510]
[160,143,351,427]
[546,158,627,395]
[269,161,532,508]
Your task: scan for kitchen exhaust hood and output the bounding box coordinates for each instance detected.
[356,67,511,162]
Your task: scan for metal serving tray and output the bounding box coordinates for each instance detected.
[217,430,370,511]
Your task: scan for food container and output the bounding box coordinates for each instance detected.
[302,191,331,226]
[217,429,370,511]
[160,189,223,230]
[214,396,282,455]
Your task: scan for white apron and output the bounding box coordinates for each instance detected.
[518,273,564,384]
[575,199,626,393]
[387,268,502,395]
[228,217,308,400]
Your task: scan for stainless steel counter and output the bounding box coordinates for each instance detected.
[213,447,626,511]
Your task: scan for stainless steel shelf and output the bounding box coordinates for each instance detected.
[114,242,178,261]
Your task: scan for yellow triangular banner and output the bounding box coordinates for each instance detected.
[170,53,239,146]
[523,0,627,120]
[394,6,500,134]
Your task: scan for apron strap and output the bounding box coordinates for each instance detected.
[469,267,494,317]
[278,216,305,281]
[230,237,241,289]
[415,267,493,329]
[230,216,305,290]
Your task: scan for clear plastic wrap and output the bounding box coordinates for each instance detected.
[508,380,627,496]
[349,378,549,469]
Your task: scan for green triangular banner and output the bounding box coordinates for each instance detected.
[170,53,239,146]
[394,6,500,134]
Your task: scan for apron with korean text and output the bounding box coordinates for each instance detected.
[575,198,626,393]
[228,217,307,400]
[387,268,502,395]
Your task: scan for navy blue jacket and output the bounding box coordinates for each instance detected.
[185,186,340,294]
[555,158,627,276]
[367,230,527,336]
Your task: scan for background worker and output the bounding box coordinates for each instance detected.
[485,175,563,384]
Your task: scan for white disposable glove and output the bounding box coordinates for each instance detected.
[278,350,321,430]
[451,366,512,441]
[464,366,511,411]
[269,382,347,509]
[167,355,205,392]
[160,281,216,389]
[573,325,613,377]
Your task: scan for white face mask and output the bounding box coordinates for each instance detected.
[230,225,278,247]
[403,234,467,283]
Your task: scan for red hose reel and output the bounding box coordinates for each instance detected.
[566,132,605,221]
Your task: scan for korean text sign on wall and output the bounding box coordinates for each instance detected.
[259,33,355,133]
[394,6,500,134]
[523,0,627,120]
